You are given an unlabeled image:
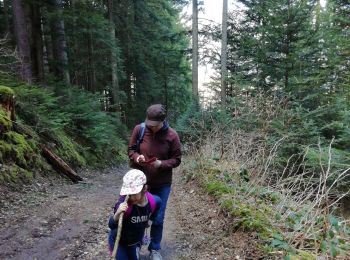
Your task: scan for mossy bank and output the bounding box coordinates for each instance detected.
[0,78,128,185]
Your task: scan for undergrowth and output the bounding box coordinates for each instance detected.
[181,156,350,259]
[178,95,350,259]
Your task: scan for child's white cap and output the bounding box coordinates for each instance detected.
[120,169,147,195]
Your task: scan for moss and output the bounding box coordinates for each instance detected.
[22,168,33,179]
[206,180,274,234]
[0,164,34,184]
[1,130,44,170]
[0,140,12,160]
[5,130,27,145]
[4,131,34,167]
[0,85,15,96]
[0,172,10,183]
[288,250,316,260]
[230,204,271,232]
[297,250,316,259]
[202,168,278,235]
[0,107,12,130]
[8,168,19,181]
[54,131,86,167]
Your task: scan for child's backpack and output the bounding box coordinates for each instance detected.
[108,192,156,255]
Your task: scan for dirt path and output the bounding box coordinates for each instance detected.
[0,166,262,260]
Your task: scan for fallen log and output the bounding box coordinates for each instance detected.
[41,146,83,183]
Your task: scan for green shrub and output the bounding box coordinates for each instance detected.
[57,85,127,163]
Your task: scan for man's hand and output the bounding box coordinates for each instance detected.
[152,159,162,168]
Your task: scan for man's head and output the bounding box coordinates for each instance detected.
[145,104,166,132]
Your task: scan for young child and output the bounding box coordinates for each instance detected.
[108,169,161,260]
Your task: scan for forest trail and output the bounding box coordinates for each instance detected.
[0,166,262,260]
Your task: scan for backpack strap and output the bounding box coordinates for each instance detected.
[114,195,133,218]
[136,122,146,152]
[145,192,156,214]
[124,203,133,218]
[123,192,155,218]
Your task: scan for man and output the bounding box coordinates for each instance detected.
[128,104,182,260]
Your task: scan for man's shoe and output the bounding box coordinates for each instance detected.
[149,250,163,260]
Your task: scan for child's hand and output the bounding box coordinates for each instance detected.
[114,202,128,221]
[136,155,145,164]
[117,202,128,213]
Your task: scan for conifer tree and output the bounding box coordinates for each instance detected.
[13,0,33,84]
[48,0,70,84]
[221,0,228,103]
[1,0,192,125]
[192,0,199,100]
[107,0,120,110]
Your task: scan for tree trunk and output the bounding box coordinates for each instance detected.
[221,0,228,104]
[87,30,96,91]
[107,0,120,110]
[3,0,10,37]
[49,0,70,84]
[42,19,54,75]
[192,0,199,100]
[70,0,81,87]
[284,0,291,91]
[30,3,44,81]
[12,0,33,84]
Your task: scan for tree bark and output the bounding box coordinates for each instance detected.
[49,0,70,84]
[12,0,33,84]
[42,19,54,75]
[107,0,120,109]
[284,0,291,91]
[3,0,10,37]
[70,0,80,86]
[221,0,228,104]
[192,0,199,100]
[30,3,44,81]
[87,30,96,91]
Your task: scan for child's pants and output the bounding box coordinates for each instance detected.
[108,228,140,260]
[116,243,140,260]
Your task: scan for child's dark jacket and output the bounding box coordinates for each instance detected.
[108,192,159,247]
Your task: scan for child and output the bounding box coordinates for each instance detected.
[108,169,161,260]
